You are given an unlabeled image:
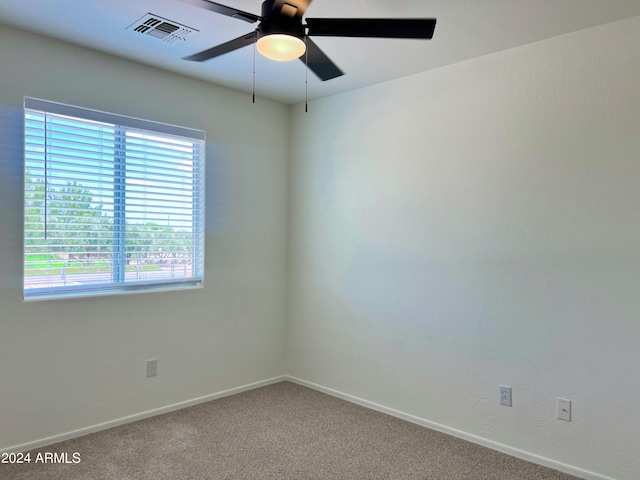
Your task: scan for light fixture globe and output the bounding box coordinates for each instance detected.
[257,33,306,62]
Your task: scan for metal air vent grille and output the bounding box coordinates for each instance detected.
[127,13,198,43]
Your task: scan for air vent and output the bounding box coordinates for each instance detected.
[127,13,198,43]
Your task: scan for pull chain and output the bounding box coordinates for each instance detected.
[305,37,308,113]
[252,30,257,104]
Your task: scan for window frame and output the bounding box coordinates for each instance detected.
[23,97,206,301]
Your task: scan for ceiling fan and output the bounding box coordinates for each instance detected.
[182,0,436,81]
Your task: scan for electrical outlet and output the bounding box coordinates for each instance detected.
[557,398,571,421]
[499,385,512,406]
[146,359,157,377]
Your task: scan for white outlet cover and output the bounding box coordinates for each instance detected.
[146,359,158,377]
[557,398,571,421]
[499,385,512,407]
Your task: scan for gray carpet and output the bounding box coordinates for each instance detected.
[1,381,580,480]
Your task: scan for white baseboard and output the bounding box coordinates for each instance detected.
[1,375,286,455]
[285,376,616,480]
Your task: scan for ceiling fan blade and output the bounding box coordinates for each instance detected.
[302,37,344,81]
[305,18,436,39]
[184,32,257,62]
[181,0,261,23]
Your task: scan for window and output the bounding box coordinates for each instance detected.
[24,98,205,300]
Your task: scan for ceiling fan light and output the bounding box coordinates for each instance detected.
[257,34,306,62]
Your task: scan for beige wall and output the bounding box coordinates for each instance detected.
[0,24,289,449]
[287,16,640,480]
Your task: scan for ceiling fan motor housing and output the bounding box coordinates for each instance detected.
[258,0,305,41]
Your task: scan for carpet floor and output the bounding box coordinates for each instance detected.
[1,381,581,479]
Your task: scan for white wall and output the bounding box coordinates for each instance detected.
[0,25,289,450]
[2,14,640,479]
[287,16,640,480]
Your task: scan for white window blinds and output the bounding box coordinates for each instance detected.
[24,98,205,300]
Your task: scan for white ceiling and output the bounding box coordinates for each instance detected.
[1,0,640,105]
